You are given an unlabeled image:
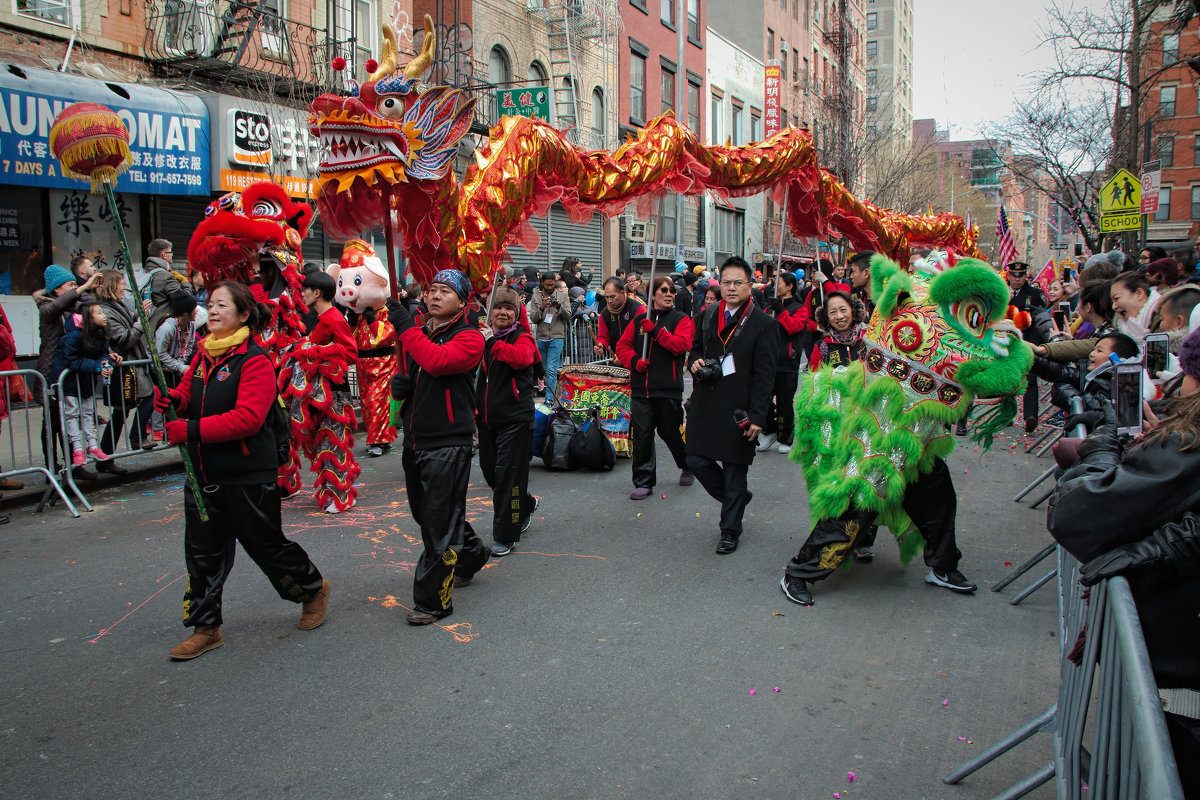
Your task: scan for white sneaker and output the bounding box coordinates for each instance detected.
[777,443,791,454]
[325,502,341,514]
[756,432,778,452]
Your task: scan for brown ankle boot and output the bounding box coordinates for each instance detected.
[298,579,331,630]
[168,625,222,660]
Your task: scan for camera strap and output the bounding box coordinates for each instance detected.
[712,302,753,358]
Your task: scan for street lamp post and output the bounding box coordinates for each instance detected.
[1024,214,1033,262]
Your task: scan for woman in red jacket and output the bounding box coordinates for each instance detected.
[616,274,696,499]
[475,287,542,556]
[156,281,330,660]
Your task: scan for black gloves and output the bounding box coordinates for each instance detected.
[390,372,412,401]
[388,298,416,333]
[1074,402,1120,469]
[1064,410,1104,435]
[1080,513,1200,585]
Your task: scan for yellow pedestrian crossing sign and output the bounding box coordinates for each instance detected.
[1100,169,1141,214]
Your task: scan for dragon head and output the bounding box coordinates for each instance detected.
[308,16,475,238]
[187,181,312,296]
[862,252,1033,442]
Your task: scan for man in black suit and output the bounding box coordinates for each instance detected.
[685,257,780,555]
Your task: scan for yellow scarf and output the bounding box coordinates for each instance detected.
[203,326,250,360]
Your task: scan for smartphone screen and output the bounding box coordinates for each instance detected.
[1143,333,1169,376]
[1112,364,1143,436]
[1053,310,1067,330]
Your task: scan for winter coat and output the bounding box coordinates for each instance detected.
[773,296,807,371]
[143,257,184,334]
[34,287,83,398]
[530,287,571,340]
[808,330,865,370]
[397,311,486,451]
[97,295,153,400]
[170,339,279,486]
[615,306,694,399]
[475,326,540,428]
[597,297,644,351]
[1048,424,1200,688]
[685,301,779,464]
[55,326,109,399]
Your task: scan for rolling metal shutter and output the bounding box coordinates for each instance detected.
[154,196,213,261]
[502,204,603,285]
[504,213,551,277]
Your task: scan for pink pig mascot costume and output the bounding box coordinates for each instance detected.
[328,240,398,456]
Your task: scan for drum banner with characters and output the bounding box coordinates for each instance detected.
[553,364,632,457]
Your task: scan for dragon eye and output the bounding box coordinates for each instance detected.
[955,298,990,336]
[378,96,404,119]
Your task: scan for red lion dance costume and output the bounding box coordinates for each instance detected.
[327,240,397,455]
[286,290,361,513]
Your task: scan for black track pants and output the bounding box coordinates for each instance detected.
[478,421,536,544]
[182,482,324,627]
[631,396,687,489]
[763,370,800,444]
[402,444,489,615]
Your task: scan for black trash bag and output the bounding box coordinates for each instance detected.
[542,409,577,471]
[568,407,615,472]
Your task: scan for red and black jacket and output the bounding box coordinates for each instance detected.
[597,296,644,350]
[475,327,540,427]
[775,296,807,371]
[171,339,278,486]
[615,306,694,399]
[808,331,864,370]
[397,311,486,451]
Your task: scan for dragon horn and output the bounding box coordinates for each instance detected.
[404,14,437,81]
[368,23,398,81]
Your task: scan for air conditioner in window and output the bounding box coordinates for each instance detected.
[622,215,655,242]
[814,7,822,21]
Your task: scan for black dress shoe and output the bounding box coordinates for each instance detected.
[780,576,813,605]
[715,533,739,554]
[0,514,9,524]
[73,465,98,481]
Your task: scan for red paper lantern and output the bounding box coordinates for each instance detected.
[49,102,131,192]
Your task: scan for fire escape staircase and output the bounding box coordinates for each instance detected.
[545,4,583,145]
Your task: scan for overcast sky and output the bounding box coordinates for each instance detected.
[912,0,1099,139]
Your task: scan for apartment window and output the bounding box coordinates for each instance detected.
[793,0,799,19]
[687,77,701,132]
[767,28,775,58]
[687,0,700,42]
[1193,133,1200,166]
[259,0,287,56]
[867,12,877,30]
[780,49,788,82]
[802,57,810,91]
[866,40,877,58]
[661,62,677,114]
[630,0,647,10]
[711,93,721,143]
[15,0,74,26]
[1156,187,1172,221]
[1192,185,1200,219]
[660,0,675,27]
[1158,135,1175,168]
[489,46,511,84]
[591,87,605,133]
[867,69,877,89]
[751,109,762,142]
[731,101,744,146]
[529,61,548,87]
[792,51,798,82]
[713,208,745,256]
[866,95,877,112]
[780,108,787,128]
[630,51,647,123]
[1161,86,1177,117]
[1164,32,1180,63]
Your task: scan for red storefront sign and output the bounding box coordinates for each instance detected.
[764,62,781,138]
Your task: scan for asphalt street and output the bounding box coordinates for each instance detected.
[0,426,1060,799]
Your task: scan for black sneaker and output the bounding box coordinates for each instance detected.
[780,576,813,605]
[490,541,515,557]
[519,496,541,534]
[853,546,875,562]
[925,569,977,594]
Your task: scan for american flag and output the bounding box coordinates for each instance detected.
[996,202,1019,266]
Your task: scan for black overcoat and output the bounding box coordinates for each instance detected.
[685,303,779,465]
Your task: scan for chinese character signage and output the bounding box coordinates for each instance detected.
[764,62,781,138]
[0,208,19,251]
[0,66,210,195]
[50,188,143,274]
[496,86,551,121]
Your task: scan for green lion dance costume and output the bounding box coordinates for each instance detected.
[781,253,1033,604]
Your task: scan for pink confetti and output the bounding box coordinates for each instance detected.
[1004,561,1013,566]
[958,736,967,741]
[942,699,949,706]
[847,771,856,783]
[773,687,781,692]
[833,794,840,799]
[748,689,756,696]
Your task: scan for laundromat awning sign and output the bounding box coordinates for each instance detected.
[0,63,210,195]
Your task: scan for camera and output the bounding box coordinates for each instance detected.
[693,361,723,382]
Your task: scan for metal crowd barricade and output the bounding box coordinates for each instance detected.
[0,369,80,517]
[944,547,1185,799]
[563,316,612,366]
[55,358,180,512]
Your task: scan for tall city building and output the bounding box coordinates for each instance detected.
[864,0,914,148]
